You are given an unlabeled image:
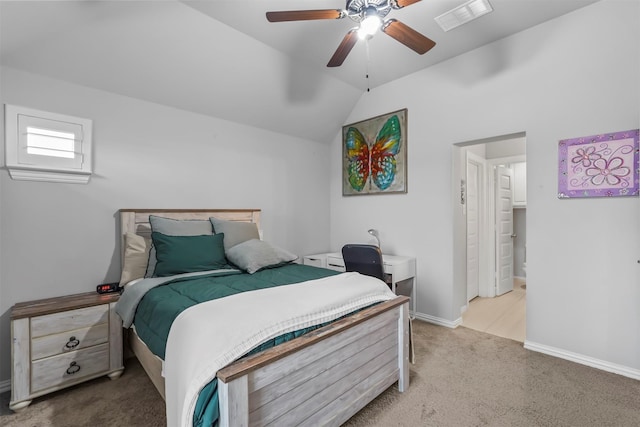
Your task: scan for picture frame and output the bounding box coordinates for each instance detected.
[342,109,408,196]
[558,129,639,198]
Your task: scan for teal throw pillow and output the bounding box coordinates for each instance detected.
[146,216,213,277]
[151,232,226,277]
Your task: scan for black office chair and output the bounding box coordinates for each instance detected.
[341,244,385,282]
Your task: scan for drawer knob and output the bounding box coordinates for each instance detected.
[66,361,81,375]
[65,336,80,349]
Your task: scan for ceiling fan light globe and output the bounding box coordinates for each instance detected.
[358,14,382,39]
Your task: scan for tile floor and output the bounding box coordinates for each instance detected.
[461,278,526,342]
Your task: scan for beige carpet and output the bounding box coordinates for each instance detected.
[2,320,639,426]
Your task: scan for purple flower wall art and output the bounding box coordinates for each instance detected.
[558,129,639,198]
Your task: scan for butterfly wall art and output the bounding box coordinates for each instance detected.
[342,109,408,196]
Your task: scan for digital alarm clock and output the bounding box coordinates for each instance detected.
[96,282,121,294]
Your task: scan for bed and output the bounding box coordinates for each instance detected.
[117,208,410,427]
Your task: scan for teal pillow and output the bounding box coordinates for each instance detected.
[146,216,213,277]
[151,232,226,277]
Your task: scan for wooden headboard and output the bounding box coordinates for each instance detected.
[119,208,261,262]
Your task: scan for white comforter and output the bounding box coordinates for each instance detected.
[164,272,396,427]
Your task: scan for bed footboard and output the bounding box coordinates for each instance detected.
[217,296,410,426]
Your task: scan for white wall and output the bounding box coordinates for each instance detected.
[0,1,363,144]
[330,0,639,375]
[485,137,526,159]
[0,67,332,384]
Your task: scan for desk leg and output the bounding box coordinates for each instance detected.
[411,277,416,315]
[392,278,416,317]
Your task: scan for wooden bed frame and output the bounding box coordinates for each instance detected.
[119,208,410,426]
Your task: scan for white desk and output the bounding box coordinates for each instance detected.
[303,252,416,313]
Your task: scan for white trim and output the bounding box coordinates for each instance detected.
[486,164,497,297]
[524,340,640,381]
[460,304,468,315]
[0,378,11,394]
[8,168,91,184]
[466,151,490,299]
[414,311,461,329]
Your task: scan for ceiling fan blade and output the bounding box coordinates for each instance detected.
[327,29,358,67]
[382,19,436,55]
[393,0,422,8]
[266,10,343,22]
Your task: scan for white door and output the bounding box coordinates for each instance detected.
[466,155,481,301]
[495,165,514,296]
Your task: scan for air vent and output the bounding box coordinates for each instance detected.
[434,0,493,32]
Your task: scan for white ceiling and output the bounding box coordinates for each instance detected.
[0,0,601,143]
[187,0,601,89]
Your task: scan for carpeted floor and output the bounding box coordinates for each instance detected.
[2,320,639,426]
[0,354,165,426]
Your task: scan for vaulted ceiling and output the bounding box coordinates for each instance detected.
[0,0,600,143]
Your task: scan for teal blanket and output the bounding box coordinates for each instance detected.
[133,263,339,359]
[129,264,340,426]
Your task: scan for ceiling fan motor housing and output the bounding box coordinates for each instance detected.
[346,0,392,23]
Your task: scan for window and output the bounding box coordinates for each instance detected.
[4,104,93,183]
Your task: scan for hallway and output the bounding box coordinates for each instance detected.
[461,278,526,342]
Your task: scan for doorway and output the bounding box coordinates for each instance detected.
[462,282,526,342]
[453,133,527,342]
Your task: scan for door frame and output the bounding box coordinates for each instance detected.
[465,151,484,302]
[452,132,526,319]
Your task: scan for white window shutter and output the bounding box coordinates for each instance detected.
[5,105,93,184]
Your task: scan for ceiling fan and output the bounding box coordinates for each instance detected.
[266,0,436,67]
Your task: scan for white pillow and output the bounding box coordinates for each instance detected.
[209,217,260,251]
[226,239,298,274]
[120,232,151,286]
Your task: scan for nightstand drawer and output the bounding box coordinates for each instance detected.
[31,343,109,393]
[31,305,108,338]
[31,323,109,361]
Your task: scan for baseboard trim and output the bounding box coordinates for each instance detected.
[413,312,461,329]
[524,340,640,381]
[0,378,11,394]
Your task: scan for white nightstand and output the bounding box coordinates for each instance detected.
[9,291,124,412]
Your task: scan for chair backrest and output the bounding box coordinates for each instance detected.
[341,244,385,281]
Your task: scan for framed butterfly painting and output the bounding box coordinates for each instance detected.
[342,109,408,196]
